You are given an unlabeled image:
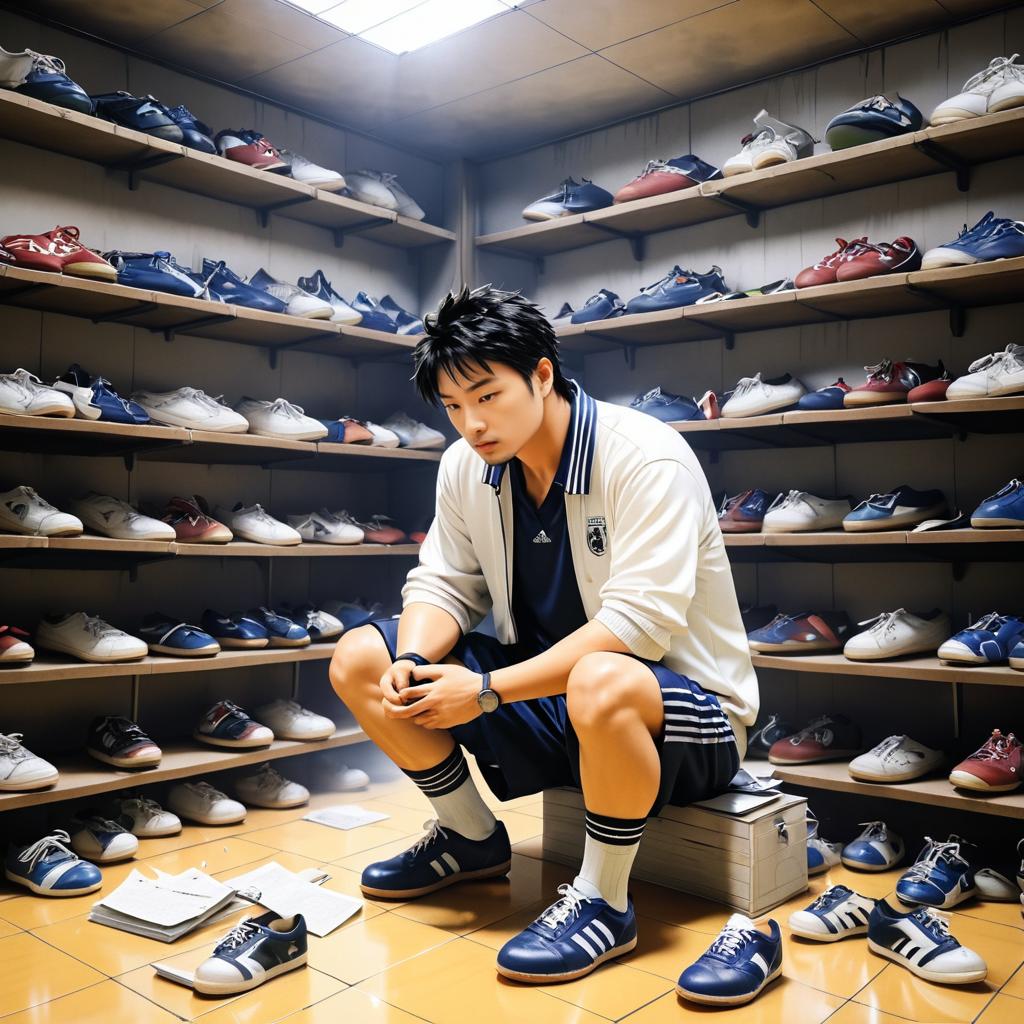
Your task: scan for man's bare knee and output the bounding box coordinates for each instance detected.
[329,625,391,702]
[566,652,661,733]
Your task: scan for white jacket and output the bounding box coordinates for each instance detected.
[402,382,758,754]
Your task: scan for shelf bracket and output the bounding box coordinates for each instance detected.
[723,330,736,351]
[157,313,234,342]
[256,195,315,229]
[584,222,647,262]
[952,559,967,582]
[949,304,966,338]
[331,216,394,248]
[91,302,159,325]
[0,282,50,301]
[951,681,963,739]
[622,343,638,370]
[122,452,135,473]
[291,660,301,701]
[130,674,141,722]
[109,152,185,192]
[914,139,971,192]
[708,192,761,229]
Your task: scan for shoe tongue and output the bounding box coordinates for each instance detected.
[725,912,755,931]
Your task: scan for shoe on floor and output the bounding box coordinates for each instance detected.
[86,714,162,768]
[0,368,74,417]
[193,912,308,995]
[767,713,861,763]
[843,608,951,660]
[720,372,805,417]
[68,812,138,863]
[938,613,1024,665]
[54,363,149,424]
[73,492,176,541]
[139,614,220,657]
[235,396,329,440]
[949,729,1022,792]
[381,412,445,449]
[215,129,288,171]
[255,699,336,740]
[280,149,346,191]
[361,819,511,899]
[971,478,1024,528]
[762,490,852,533]
[91,91,182,141]
[131,386,249,433]
[246,607,310,647]
[844,359,945,406]
[974,867,1021,901]
[676,914,782,1005]
[166,103,216,153]
[161,496,233,544]
[896,836,977,908]
[614,153,720,202]
[5,831,102,896]
[168,780,246,825]
[296,270,363,325]
[200,610,269,649]
[723,110,814,175]
[841,821,906,870]
[250,268,334,319]
[195,700,274,749]
[843,486,947,531]
[789,884,875,939]
[37,613,147,663]
[115,795,181,838]
[0,731,56,790]
[222,503,302,546]
[826,94,923,150]
[330,764,370,791]
[806,810,842,875]
[922,210,1024,269]
[522,177,612,220]
[848,734,944,783]
[748,612,851,655]
[0,485,82,537]
[10,50,93,112]
[235,763,309,808]
[931,54,1024,125]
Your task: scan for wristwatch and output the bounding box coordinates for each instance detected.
[476,672,501,714]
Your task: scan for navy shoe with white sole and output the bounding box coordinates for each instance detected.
[360,819,511,899]
[676,914,783,1005]
[496,884,637,983]
[193,912,308,995]
[139,614,221,657]
[788,885,875,941]
[5,829,102,896]
[896,836,977,909]
[201,610,269,649]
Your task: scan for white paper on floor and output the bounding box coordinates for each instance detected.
[304,804,390,830]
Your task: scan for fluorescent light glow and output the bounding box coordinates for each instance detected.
[286,0,343,14]
[359,0,507,53]
[318,0,422,35]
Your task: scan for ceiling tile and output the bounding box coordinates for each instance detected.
[814,0,951,45]
[934,0,1013,14]
[211,0,349,49]
[378,54,675,158]
[599,0,858,98]
[525,0,740,51]
[22,0,211,44]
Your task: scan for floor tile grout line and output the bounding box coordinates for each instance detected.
[108,975,190,1023]
[0,978,111,1023]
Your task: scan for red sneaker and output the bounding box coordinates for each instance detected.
[795,237,865,288]
[844,359,946,407]
[949,730,1021,792]
[836,236,922,282]
[0,624,34,664]
[215,129,288,172]
[358,514,408,545]
[613,159,699,204]
[162,496,233,543]
[768,713,862,765]
[0,230,66,273]
[46,226,117,281]
[908,374,953,403]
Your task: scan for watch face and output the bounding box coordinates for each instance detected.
[478,688,500,713]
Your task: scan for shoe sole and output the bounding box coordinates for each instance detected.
[193,952,307,995]
[843,505,946,531]
[843,642,943,660]
[146,643,221,657]
[895,887,977,909]
[239,794,309,808]
[920,250,978,270]
[0,403,74,418]
[768,750,861,764]
[867,939,986,983]
[749,639,841,653]
[848,764,935,782]
[193,733,273,749]
[0,517,81,537]
[134,824,182,838]
[272,729,335,741]
[971,517,1024,528]
[247,428,328,442]
[843,392,908,406]
[675,963,782,1004]
[232,530,303,546]
[721,398,801,418]
[948,770,1020,792]
[498,934,638,983]
[0,650,35,665]
[808,860,836,876]
[76,846,137,864]
[267,637,312,648]
[37,640,146,663]
[177,811,246,825]
[840,856,899,872]
[88,749,161,769]
[938,650,990,664]
[4,869,101,897]
[62,262,118,282]
[1010,655,1024,670]
[762,521,845,533]
[0,773,57,790]
[789,922,867,941]
[215,638,270,649]
[361,860,512,900]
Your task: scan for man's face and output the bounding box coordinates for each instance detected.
[437,361,546,464]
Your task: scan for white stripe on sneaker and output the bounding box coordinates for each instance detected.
[429,859,445,878]
[571,933,598,960]
[582,925,606,952]
[750,952,769,977]
[441,852,460,873]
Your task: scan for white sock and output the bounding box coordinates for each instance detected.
[403,747,497,841]
[572,811,646,913]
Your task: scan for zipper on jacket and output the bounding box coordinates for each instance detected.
[494,485,518,643]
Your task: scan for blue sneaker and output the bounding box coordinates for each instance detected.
[296,270,362,325]
[351,292,397,333]
[379,295,424,335]
[361,819,511,899]
[54,364,149,424]
[323,600,378,632]
[104,251,204,298]
[245,607,310,647]
[746,712,791,757]
[718,487,772,533]
[938,612,1024,664]
[522,177,613,220]
[843,485,946,531]
[570,289,625,324]
[189,260,288,313]
[193,912,308,995]
[867,899,987,984]
[201,610,269,649]
[68,811,139,863]
[5,830,102,896]
[625,265,727,314]
[14,51,93,113]
[825,94,923,150]
[676,914,783,1005]
[139,614,220,657]
[971,478,1024,528]
[896,836,977,909]
[628,386,704,422]
[1011,639,1024,671]
[788,885,875,941]
[91,91,183,142]
[797,378,851,410]
[166,104,217,154]
[842,821,905,872]
[496,883,637,982]
[923,210,1024,269]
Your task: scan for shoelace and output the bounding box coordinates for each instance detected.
[80,614,123,640]
[635,159,667,178]
[964,611,1009,633]
[863,359,895,382]
[789,716,834,745]
[241,504,278,525]
[731,372,766,397]
[2,368,53,397]
[262,397,307,420]
[99,715,148,741]
[912,907,952,940]
[17,830,76,870]
[174,386,228,411]
[987,478,1024,501]
[969,732,1018,761]
[537,884,587,931]
[967,344,1024,374]
[27,51,69,76]
[810,885,851,911]
[409,820,447,857]
[0,732,28,760]
[867,736,907,763]
[858,609,907,635]
[127,795,166,820]
[77,814,123,833]
[856,820,891,841]
[767,489,804,513]
[15,486,57,512]
[215,918,259,952]
[187,780,228,804]
[251,763,288,791]
[960,54,1023,92]
[855,491,898,511]
[708,925,755,959]
[904,837,967,881]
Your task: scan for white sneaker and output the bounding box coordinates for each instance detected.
[69,815,139,863]
[0,45,34,87]
[344,169,401,211]
[0,486,82,537]
[251,270,333,319]
[789,885,875,941]
[975,868,1020,901]
[763,491,851,533]
[0,369,74,417]
[255,699,336,741]
[287,509,364,544]
[281,150,346,191]
[844,609,951,661]
[115,796,181,838]
[73,492,176,541]
[931,54,1024,125]
[36,612,148,663]
[723,110,815,176]
[848,735,945,782]
[167,780,246,825]
[0,732,58,791]
[364,421,401,448]
[385,177,426,221]
[235,396,328,441]
[841,821,906,871]
[131,386,249,432]
[381,412,445,449]
[946,344,1024,400]
[807,812,842,876]
[235,763,310,808]
[221,503,301,546]
[297,606,345,641]
[721,373,806,418]
[331,763,370,791]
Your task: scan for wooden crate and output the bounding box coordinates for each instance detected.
[542,788,809,917]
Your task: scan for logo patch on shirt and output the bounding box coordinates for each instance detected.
[586,516,607,556]
[532,530,552,544]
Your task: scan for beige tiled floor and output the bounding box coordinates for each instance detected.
[3,772,1023,1023]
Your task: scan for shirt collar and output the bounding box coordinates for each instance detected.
[481,379,597,495]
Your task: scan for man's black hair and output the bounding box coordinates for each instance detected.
[411,285,573,407]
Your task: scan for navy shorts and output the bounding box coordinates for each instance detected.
[370,619,739,815]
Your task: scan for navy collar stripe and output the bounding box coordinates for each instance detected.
[480,380,597,495]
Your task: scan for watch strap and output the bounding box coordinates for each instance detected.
[395,652,429,667]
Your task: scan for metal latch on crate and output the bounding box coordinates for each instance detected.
[774,818,789,845]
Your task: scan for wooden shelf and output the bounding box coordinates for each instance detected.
[0,92,454,250]
[477,108,1024,259]
[773,760,1024,821]
[752,652,1024,687]
[0,726,368,812]
[172,541,421,558]
[551,257,1024,353]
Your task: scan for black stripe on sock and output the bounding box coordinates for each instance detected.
[585,810,646,846]
[403,747,469,798]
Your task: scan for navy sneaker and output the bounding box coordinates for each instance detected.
[194,699,274,749]
[718,487,772,533]
[843,485,946,532]
[676,914,783,1005]
[971,478,1024,528]
[522,177,613,220]
[166,104,216,154]
[361,819,511,899]
[351,292,398,333]
[923,210,1024,269]
[138,614,220,657]
[322,599,379,632]
[68,811,139,863]
[797,378,851,410]
[826,94,923,150]
[379,295,424,335]
[896,836,977,909]
[103,251,204,298]
[54,364,149,424]
[189,259,288,313]
[867,899,987,984]
[551,302,574,324]
[629,386,704,422]
[296,270,362,325]
[938,612,1024,664]
[193,912,308,995]
[91,92,183,142]
[5,830,102,896]
[625,266,727,314]
[245,607,310,647]
[496,884,637,982]
[201,610,269,649]
[746,713,793,757]
[14,51,93,113]
[788,884,875,941]
[570,289,625,324]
